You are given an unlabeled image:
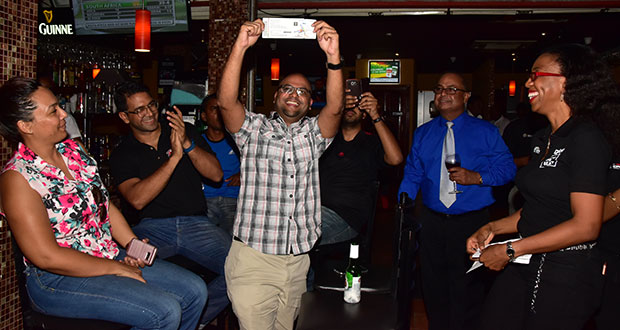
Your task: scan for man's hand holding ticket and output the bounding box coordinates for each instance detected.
[262,17,317,39]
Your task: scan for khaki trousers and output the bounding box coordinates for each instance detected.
[225,240,310,330]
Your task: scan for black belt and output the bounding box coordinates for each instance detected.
[427,207,485,219]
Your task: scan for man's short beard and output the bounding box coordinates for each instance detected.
[342,109,363,127]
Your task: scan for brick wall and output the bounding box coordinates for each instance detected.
[207,0,248,97]
[0,1,37,329]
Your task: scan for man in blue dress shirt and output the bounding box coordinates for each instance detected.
[399,72,515,330]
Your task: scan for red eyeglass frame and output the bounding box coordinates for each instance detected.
[529,71,564,81]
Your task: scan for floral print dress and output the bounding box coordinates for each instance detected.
[2,139,119,260]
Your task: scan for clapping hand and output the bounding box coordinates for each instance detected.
[167,106,189,159]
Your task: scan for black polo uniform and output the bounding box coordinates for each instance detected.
[594,159,620,330]
[481,117,611,330]
[110,122,213,219]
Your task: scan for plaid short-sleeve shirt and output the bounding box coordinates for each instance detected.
[232,111,333,255]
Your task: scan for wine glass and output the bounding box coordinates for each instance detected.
[445,153,462,194]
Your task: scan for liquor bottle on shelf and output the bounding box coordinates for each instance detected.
[344,243,362,304]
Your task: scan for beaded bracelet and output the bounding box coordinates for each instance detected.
[608,193,620,210]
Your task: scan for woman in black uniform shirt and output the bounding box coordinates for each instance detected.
[595,156,620,329]
[466,44,620,330]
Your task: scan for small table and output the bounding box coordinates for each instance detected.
[296,290,399,330]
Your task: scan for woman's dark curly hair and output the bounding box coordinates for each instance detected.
[542,44,620,156]
[0,77,41,144]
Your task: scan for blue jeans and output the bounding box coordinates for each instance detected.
[319,206,358,246]
[206,196,237,235]
[132,215,231,324]
[25,250,207,330]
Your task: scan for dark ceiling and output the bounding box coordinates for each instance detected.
[44,8,620,79]
[251,11,620,76]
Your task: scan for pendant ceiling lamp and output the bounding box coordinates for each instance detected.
[271,58,280,81]
[509,80,516,97]
[135,1,151,52]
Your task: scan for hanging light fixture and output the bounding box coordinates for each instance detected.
[271,58,280,81]
[135,1,151,52]
[92,64,101,79]
[509,80,516,97]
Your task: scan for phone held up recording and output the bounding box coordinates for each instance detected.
[346,78,369,108]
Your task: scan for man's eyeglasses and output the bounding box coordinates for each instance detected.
[278,84,311,97]
[433,86,468,95]
[126,100,159,116]
[529,71,563,82]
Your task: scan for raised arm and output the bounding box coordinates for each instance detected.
[0,171,145,282]
[218,19,264,133]
[358,92,403,165]
[314,20,344,138]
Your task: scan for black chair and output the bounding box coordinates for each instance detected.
[296,193,417,330]
[11,236,131,330]
[311,181,383,290]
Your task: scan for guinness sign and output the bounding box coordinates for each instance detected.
[38,8,74,36]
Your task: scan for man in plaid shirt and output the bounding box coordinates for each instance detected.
[218,19,344,330]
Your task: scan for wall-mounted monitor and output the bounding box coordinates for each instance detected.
[368,59,400,84]
[71,0,189,35]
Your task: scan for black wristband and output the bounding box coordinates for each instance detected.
[326,61,343,70]
[372,116,383,124]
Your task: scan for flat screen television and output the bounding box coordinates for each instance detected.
[71,0,189,35]
[368,59,400,84]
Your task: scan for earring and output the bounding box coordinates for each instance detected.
[560,93,565,102]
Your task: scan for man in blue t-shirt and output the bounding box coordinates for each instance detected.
[200,95,240,235]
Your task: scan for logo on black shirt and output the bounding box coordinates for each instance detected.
[540,148,565,168]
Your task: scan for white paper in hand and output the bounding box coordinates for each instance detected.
[467,238,532,273]
[262,18,316,39]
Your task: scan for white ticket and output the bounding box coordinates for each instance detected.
[262,17,316,39]
[467,238,532,273]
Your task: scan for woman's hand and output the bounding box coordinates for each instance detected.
[115,261,146,283]
[122,238,151,268]
[466,223,494,258]
[478,244,510,271]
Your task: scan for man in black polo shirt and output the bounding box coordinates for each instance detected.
[319,90,403,246]
[109,81,231,325]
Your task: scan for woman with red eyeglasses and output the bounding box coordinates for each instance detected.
[467,44,620,330]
